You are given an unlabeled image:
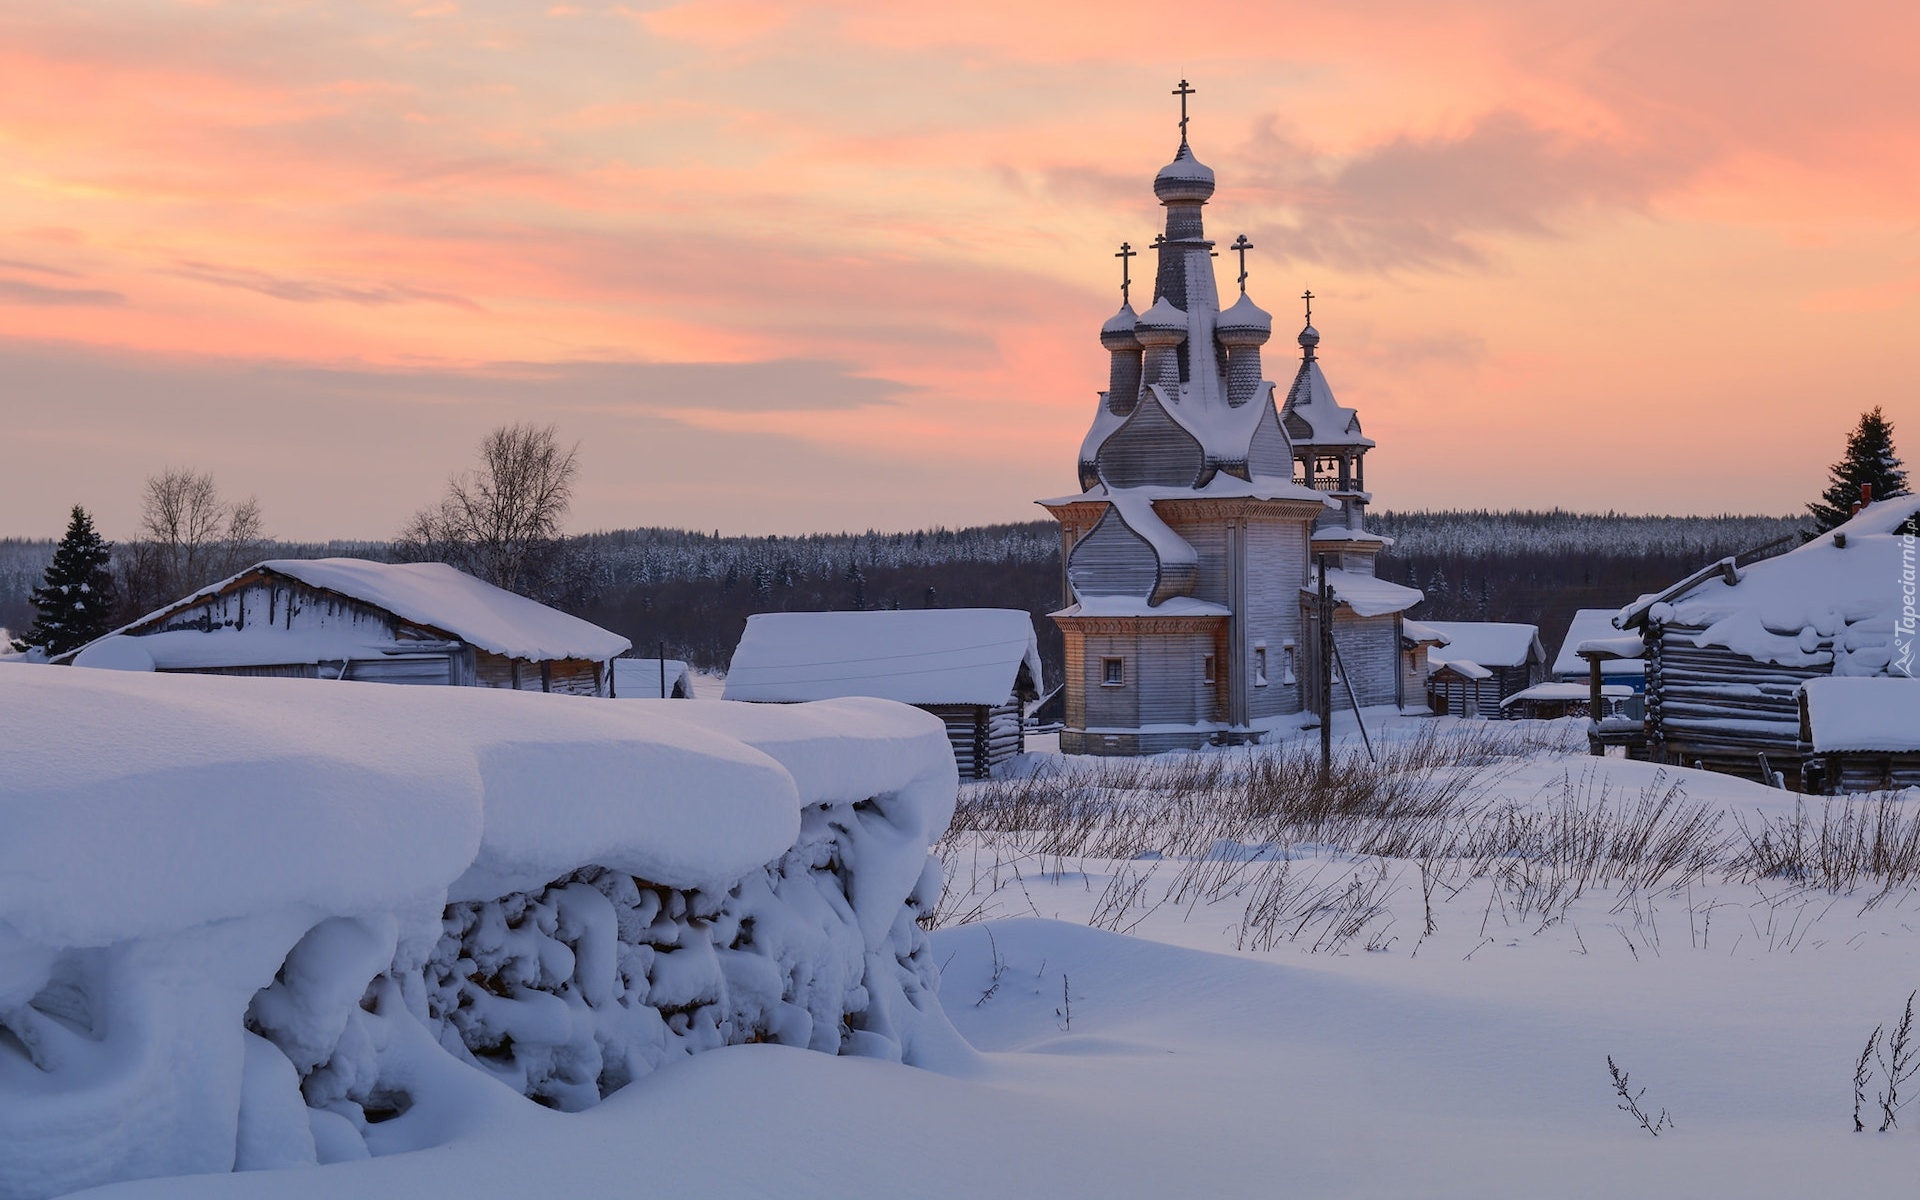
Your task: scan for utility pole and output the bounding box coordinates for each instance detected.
[1318,553,1333,784]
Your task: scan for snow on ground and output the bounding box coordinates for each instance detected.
[21,691,1920,1198]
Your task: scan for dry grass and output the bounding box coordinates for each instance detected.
[930,726,1920,953]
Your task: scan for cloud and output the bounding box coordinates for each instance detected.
[1233,110,1701,273]
[0,277,125,306]
[165,261,483,310]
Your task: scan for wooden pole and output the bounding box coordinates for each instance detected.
[659,640,667,699]
[1318,553,1333,784]
[1588,654,1605,756]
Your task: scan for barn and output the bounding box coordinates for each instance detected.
[1617,495,1920,785]
[62,558,630,696]
[723,609,1043,778]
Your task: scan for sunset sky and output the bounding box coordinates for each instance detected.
[2,1,1916,540]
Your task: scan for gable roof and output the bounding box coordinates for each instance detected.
[78,558,630,664]
[1420,621,1545,670]
[723,609,1042,706]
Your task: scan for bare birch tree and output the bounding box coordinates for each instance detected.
[124,468,267,609]
[400,423,581,595]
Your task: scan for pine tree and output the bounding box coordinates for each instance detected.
[1810,407,1909,531]
[16,505,118,656]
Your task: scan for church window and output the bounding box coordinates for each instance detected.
[1102,657,1126,686]
[1283,644,1297,686]
[1253,645,1268,687]
[1202,654,1216,684]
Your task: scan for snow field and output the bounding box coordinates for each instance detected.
[0,671,962,1199]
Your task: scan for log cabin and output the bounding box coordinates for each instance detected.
[1616,494,1920,786]
[1799,677,1920,793]
[62,558,629,696]
[722,609,1043,779]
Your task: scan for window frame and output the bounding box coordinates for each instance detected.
[1101,656,1126,687]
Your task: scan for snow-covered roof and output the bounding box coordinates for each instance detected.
[1040,474,1333,509]
[1616,495,1920,671]
[1421,622,1545,670]
[1281,356,1374,449]
[1501,682,1633,707]
[613,658,694,699]
[1308,567,1424,617]
[1431,659,1493,681]
[1554,610,1650,676]
[1053,596,1231,619]
[723,609,1042,707]
[1401,619,1450,646]
[88,558,630,664]
[1801,677,1920,752]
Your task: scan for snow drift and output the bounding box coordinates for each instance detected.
[0,670,964,1200]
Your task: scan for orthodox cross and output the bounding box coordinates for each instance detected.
[1302,288,1314,324]
[1173,79,1195,140]
[1115,242,1136,305]
[1231,234,1253,294]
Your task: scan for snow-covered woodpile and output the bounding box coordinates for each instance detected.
[58,558,631,697]
[1618,495,1920,787]
[0,670,965,1199]
[723,609,1042,778]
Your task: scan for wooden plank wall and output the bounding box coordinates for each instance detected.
[1332,614,1399,708]
[1648,624,1828,782]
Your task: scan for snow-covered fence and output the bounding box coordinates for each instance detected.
[0,671,966,1200]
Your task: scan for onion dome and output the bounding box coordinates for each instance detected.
[1216,292,1273,347]
[1133,295,1189,345]
[1100,302,1141,350]
[1297,323,1321,355]
[1153,141,1216,204]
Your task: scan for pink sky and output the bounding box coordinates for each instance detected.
[1,1,1916,540]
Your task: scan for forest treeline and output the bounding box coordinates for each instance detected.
[2,510,1810,681]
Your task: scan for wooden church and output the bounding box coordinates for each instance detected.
[1042,84,1422,755]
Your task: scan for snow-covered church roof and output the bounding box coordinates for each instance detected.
[723,609,1043,707]
[1281,328,1374,450]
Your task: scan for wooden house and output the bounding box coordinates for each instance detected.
[1420,622,1548,712]
[1400,619,1449,712]
[62,558,630,696]
[1428,660,1492,718]
[722,609,1043,778]
[1041,103,1419,754]
[1617,496,1920,785]
[1799,677,1920,793]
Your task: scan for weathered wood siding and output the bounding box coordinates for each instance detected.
[1815,753,1920,794]
[1331,613,1399,708]
[1644,623,1827,782]
[1096,391,1206,488]
[925,701,1026,779]
[1399,641,1431,711]
[1239,515,1307,720]
[1066,507,1162,600]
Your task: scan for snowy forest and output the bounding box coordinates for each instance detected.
[0,509,1810,677]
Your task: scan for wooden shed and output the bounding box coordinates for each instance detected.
[723,609,1043,778]
[62,558,630,695]
[1799,677,1920,794]
[1420,621,1548,710]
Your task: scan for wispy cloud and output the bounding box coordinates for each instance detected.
[0,277,125,306]
[165,261,482,310]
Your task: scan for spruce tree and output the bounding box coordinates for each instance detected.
[1810,407,1909,531]
[16,505,119,656]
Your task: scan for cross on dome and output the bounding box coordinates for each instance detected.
[1231,234,1253,294]
[1301,289,1314,324]
[1173,79,1195,142]
[1115,242,1136,305]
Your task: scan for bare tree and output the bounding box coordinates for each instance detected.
[401,423,581,596]
[124,468,267,610]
